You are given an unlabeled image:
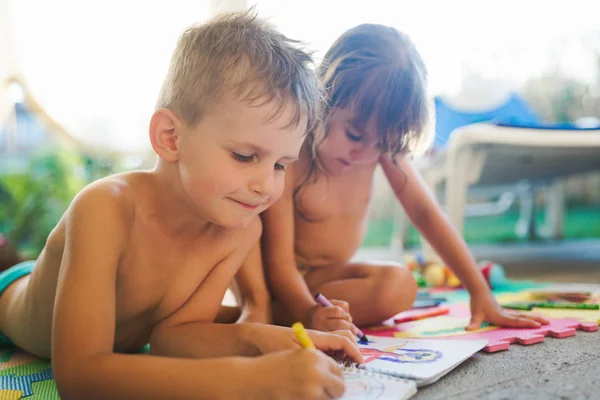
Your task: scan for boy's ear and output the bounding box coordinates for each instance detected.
[149,109,182,162]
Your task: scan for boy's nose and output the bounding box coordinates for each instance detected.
[249,170,274,198]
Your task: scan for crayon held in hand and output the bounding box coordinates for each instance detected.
[292,322,315,349]
[314,292,369,343]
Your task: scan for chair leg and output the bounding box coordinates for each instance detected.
[515,181,535,240]
[445,149,470,237]
[390,200,409,259]
[420,148,471,262]
[541,180,565,240]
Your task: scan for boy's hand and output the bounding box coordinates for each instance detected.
[307,299,359,335]
[248,349,345,400]
[250,325,364,364]
[466,291,550,331]
[307,329,365,365]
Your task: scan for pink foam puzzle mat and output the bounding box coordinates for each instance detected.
[363,303,598,352]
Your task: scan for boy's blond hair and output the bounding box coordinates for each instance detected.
[157,9,321,132]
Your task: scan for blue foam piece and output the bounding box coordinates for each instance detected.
[0,368,53,397]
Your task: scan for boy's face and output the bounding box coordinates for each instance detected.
[318,108,380,175]
[177,97,306,229]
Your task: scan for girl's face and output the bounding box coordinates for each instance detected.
[317,108,381,175]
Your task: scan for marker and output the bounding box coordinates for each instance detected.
[314,292,369,343]
[535,302,599,310]
[292,322,315,349]
[412,299,446,309]
[394,306,450,324]
[502,302,536,311]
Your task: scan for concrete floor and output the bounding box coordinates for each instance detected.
[356,240,600,400]
[414,330,600,400]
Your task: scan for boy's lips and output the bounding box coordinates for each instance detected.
[339,158,351,167]
[231,199,262,210]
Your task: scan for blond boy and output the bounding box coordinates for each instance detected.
[0,11,362,400]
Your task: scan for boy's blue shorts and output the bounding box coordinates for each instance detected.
[0,260,35,345]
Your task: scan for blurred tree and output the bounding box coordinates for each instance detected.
[522,31,600,123]
[0,149,86,258]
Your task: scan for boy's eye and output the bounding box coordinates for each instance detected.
[346,130,361,142]
[231,152,255,163]
[232,152,286,172]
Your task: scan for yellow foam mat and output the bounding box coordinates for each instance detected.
[528,307,600,325]
[0,390,23,400]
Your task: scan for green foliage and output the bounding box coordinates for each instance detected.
[0,149,87,258]
[363,205,600,248]
[521,43,600,123]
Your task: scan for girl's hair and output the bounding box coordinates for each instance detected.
[296,24,431,216]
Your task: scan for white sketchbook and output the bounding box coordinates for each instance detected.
[341,366,417,400]
[339,337,486,399]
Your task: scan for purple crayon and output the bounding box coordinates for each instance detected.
[314,292,369,343]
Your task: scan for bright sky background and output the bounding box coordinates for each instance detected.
[5,0,600,152]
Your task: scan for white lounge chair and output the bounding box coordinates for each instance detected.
[413,122,600,260]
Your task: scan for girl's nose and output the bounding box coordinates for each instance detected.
[350,144,379,163]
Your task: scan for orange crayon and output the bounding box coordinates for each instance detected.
[394,306,450,324]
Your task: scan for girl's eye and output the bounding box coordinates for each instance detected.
[231,152,255,163]
[274,163,286,172]
[346,130,361,142]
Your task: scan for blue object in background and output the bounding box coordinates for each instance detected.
[433,93,540,149]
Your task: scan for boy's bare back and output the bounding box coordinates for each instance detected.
[0,171,260,358]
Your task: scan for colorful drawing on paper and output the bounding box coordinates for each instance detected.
[341,374,386,400]
[361,345,442,364]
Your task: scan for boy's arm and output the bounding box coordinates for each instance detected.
[150,320,364,363]
[260,166,318,325]
[232,240,272,324]
[51,184,254,400]
[382,156,547,329]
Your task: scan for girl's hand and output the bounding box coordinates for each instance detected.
[306,299,359,335]
[250,325,364,364]
[466,291,549,331]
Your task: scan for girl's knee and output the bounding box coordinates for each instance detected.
[372,265,416,317]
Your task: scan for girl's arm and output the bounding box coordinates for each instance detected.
[381,156,548,329]
[381,156,489,294]
[260,165,317,324]
[232,239,272,324]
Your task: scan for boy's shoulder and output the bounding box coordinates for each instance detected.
[69,171,146,222]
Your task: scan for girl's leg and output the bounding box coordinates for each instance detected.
[303,261,416,326]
